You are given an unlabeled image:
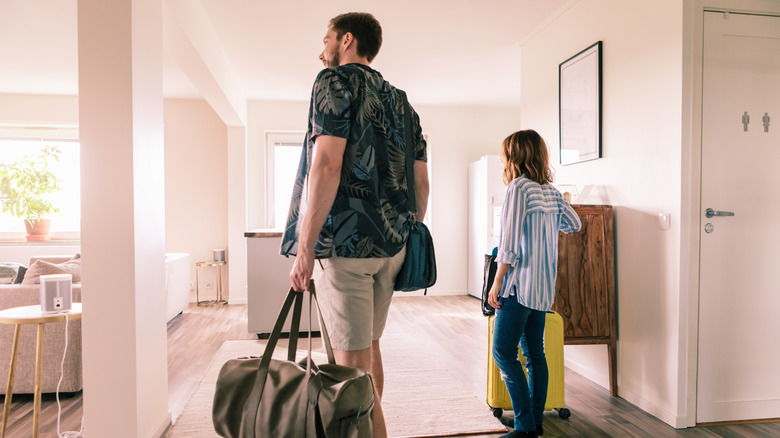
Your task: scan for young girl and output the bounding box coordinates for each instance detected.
[488,130,581,438]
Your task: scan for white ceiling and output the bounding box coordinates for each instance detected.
[0,0,572,108]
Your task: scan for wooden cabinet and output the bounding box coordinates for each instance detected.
[554,204,617,395]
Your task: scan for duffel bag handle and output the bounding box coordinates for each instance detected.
[241,281,336,437]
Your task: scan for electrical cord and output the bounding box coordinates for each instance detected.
[56,312,84,438]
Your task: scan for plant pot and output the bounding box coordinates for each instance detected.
[24,219,52,241]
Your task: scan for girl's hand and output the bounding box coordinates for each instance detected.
[488,279,502,309]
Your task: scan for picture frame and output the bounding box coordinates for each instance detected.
[559,41,602,165]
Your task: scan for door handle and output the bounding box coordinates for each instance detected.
[705,208,734,218]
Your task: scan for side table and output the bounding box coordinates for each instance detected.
[0,303,82,438]
[196,260,227,305]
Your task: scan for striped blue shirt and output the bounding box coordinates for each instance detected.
[496,176,582,311]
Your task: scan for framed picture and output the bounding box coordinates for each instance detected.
[559,41,602,165]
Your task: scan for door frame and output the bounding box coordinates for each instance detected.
[682,0,780,428]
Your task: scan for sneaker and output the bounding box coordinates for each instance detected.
[499,430,538,438]
[499,418,543,436]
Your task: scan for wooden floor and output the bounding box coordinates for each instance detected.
[2,295,778,437]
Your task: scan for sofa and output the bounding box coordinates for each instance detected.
[0,253,191,395]
[0,256,83,394]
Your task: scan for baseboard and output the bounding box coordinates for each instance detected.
[564,359,689,428]
[394,289,467,297]
[204,293,465,301]
[563,358,609,391]
[619,387,688,428]
[152,410,172,438]
[188,297,248,304]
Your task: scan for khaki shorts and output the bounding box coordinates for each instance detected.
[313,247,406,351]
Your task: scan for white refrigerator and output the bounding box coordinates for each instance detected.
[468,155,507,299]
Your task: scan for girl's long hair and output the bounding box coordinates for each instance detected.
[501,129,553,186]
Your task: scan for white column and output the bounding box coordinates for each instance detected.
[227,126,248,303]
[78,0,170,436]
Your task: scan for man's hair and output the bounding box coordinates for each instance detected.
[501,130,554,186]
[329,12,382,63]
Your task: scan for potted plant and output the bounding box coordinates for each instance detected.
[0,146,62,241]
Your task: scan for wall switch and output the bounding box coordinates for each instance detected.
[658,213,671,230]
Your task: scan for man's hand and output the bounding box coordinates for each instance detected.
[290,250,315,292]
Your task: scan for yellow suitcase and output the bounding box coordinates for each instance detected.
[486,311,570,419]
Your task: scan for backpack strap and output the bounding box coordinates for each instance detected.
[400,91,417,218]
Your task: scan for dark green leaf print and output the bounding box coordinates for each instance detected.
[352,236,375,258]
[356,91,382,129]
[354,146,375,181]
[341,181,372,199]
[379,200,404,244]
[315,70,349,115]
[386,142,406,191]
[332,211,359,247]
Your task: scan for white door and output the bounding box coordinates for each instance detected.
[698,11,780,423]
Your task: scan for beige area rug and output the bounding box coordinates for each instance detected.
[167,335,505,438]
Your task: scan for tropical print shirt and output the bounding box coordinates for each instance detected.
[280,63,427,259]
[496,176,581,311]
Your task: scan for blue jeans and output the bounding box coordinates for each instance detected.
[492,295,548,432]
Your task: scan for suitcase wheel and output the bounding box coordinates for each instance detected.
[492,408,503,418]
[556,408,571,419]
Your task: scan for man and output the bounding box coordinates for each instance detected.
[280,12,429,438]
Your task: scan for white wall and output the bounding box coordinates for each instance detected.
[245,99,522,296]
[413,104,522,295]
[520,0,685,426]
[0,93,78,124]
[164,98,228,301]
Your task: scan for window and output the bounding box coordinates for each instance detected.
[0,127,80,241]
[264,131,432,229]
[265,132,305,230]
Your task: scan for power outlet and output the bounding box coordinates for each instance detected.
[54,297,63,310]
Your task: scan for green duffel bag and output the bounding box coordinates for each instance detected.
[212,283,374,438]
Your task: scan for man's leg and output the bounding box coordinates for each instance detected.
[368,248,404,402]
[371,339,384,398]
[334,346,387,438]
[315,250,403,438]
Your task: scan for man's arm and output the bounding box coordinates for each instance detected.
[413,161,429,221]
[290,135,346,291]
